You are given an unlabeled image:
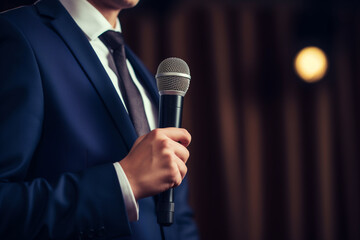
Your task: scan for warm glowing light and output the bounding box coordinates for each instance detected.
[294,46,328,83]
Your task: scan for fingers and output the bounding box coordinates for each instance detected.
[175,157,188,180]
[151,128,191,147]
[144,128,191,164]
[174,142,190,164]
[148,128,190,187]
[164,158,187,188]
[122,127,191,199]
[164,144,188,187]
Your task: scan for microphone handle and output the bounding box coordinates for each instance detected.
[156,95,184,226]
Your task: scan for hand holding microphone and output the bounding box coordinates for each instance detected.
[119,127,191,200]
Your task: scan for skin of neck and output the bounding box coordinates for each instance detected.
[87,0,121,28]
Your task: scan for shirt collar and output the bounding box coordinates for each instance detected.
[59,0,121,41]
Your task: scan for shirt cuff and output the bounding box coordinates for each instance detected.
[113,162,139,221]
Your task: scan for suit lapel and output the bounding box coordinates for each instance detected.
[35,0,138,150]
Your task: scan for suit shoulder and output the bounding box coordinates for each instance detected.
[0,4,41,32]
[1,4,37,18]
[0,6,40,67]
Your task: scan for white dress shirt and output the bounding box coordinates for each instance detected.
[59,0,158,222]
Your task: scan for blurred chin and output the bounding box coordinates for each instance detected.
[120,0,140,9]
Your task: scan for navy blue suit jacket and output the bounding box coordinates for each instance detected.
[0,0,198,239]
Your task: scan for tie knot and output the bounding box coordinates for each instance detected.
[99,30,125,50]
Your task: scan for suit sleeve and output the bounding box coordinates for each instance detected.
[0,16,131,239]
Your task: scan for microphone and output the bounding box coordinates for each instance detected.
[155,57,191,226]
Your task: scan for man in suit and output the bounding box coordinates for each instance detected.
[0,0,199,239]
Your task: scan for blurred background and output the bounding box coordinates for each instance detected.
[1,0,359,240]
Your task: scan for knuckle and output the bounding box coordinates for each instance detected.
[159,138,171,149]
[150,128,162,139]
[168,163,178,179]
[162,151,173,163]
[160,151,174,168]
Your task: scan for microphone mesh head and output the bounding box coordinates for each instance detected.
[156,57,191,96]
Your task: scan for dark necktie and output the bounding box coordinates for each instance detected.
[100,30,150,136]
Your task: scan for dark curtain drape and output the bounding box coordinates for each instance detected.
[1,1,359,240]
